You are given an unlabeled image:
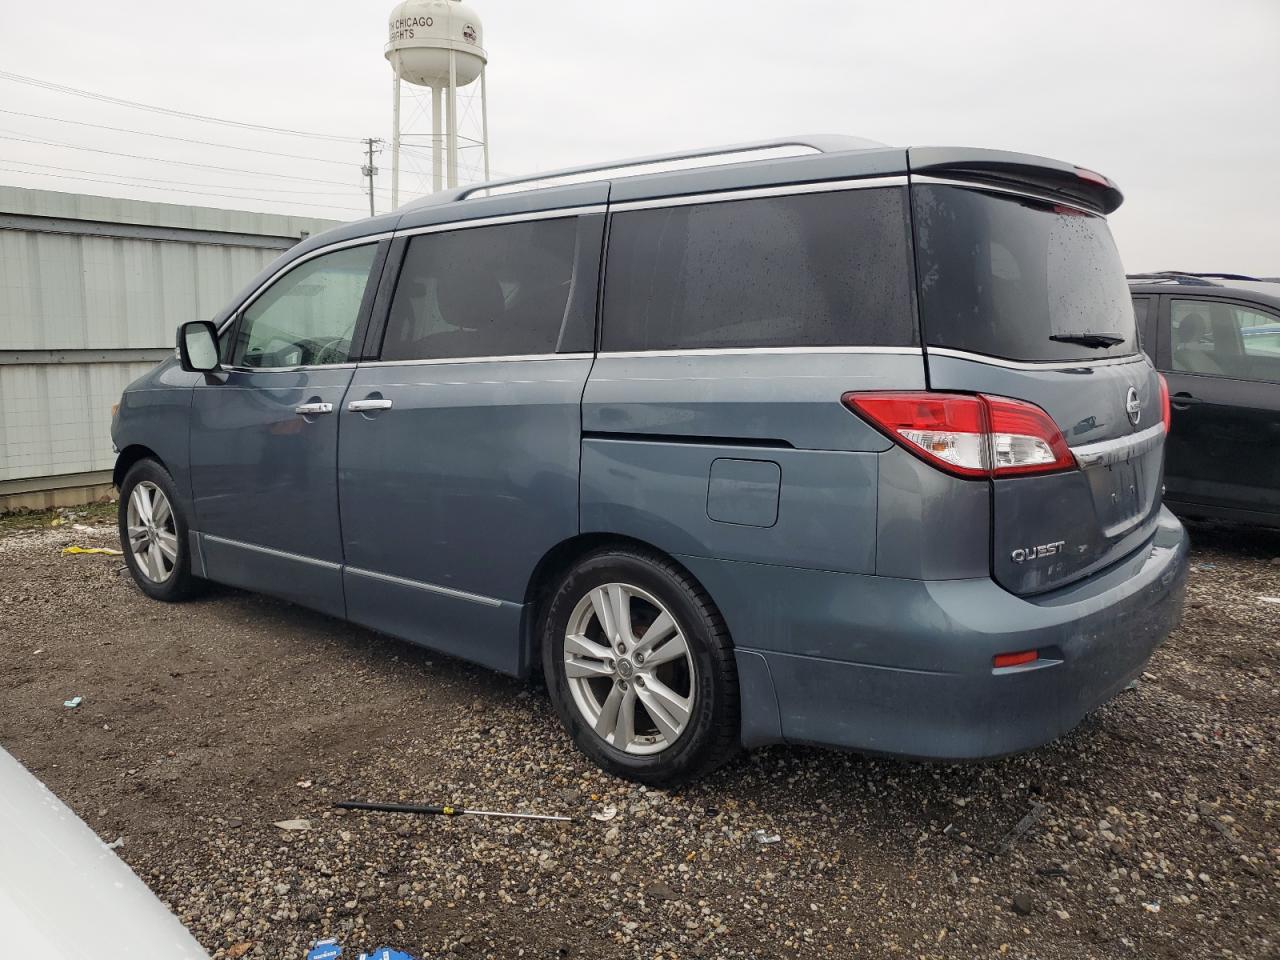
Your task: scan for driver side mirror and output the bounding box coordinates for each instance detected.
[177,320,221,373]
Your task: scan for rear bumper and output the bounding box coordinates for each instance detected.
[683,506,1190,758]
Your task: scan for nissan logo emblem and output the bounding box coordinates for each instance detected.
[1125,387,1141,427]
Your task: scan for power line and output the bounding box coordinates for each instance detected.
[1,157,372,199]
[0,70,361,143]
[0,108,359,168]
[0,166,365,214]
[0,131,367,188]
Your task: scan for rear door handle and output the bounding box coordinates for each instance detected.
[1170,392,1202,410]
[294,402,334,416]
[347,399,393,412]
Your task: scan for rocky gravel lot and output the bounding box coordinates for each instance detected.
[1,510,1277,960]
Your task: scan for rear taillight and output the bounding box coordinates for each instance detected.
[843,392,1075,480]
[1157,373,1171,433]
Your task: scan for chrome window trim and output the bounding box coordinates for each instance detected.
[215,233,393,337]
[395,204,607,240]
[360,352,593,367]
[910,174,1102,217]
[598,346,924,360]
[220,362,358,374]
[926,346,1145,371]
[1071,422,1166,469]
[345,566,505,608]
[607,176,908,213]
[201,533,342,571]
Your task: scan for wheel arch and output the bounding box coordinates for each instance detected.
[113,444,165,490]
[518,533,730,680]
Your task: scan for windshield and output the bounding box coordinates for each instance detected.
[913,184,1136,362]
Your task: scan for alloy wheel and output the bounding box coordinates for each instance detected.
[563,582,696,756]
[126,481,179,583]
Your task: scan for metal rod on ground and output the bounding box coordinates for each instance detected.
[335,800,572,822]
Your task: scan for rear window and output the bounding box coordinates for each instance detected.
[913,185,1135,362]
[601,187,915,352]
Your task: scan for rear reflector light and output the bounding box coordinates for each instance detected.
[843,392,1074,480]
[993,650,1038,669]
[1157,373,1171,432]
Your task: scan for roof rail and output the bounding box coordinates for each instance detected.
[1126,271,1222,286]
[1179,271,1265,282]
[449,134,888,202]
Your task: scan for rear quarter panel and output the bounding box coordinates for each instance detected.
[581,351,921,573]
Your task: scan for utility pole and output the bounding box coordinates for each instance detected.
[361,138,382,217]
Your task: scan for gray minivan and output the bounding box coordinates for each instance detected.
[112,136,1189,785]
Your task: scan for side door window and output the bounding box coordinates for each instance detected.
[379,216,592,361]
[229,244,379,369]
[1170,298,1280,382]
[600,187,916,351]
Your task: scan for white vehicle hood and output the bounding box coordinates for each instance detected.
[0,748,209,959]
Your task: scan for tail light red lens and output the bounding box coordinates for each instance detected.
[1157,373,1172,433]
[843,392,1075,480]
[1074,166,1111,187]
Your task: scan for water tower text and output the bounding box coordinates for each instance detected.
[390,15,433,41]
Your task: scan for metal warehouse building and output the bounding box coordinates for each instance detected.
[0,186,338,511]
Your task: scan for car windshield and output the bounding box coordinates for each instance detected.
[913,184,1136,362]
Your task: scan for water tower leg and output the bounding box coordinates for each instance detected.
[480,68,490,181]
[447,49,458,189]
[391,73,401,208]
[431,85,442,193]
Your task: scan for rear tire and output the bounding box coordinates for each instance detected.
[541,546,739,786]
[117,459,203,602]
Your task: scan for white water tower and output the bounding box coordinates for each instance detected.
[386,0,490,203]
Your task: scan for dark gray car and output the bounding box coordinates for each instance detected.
[1129,272,1280,527]
[112,136,1189,785]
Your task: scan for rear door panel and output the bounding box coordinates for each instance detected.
[1155,295,1280,516]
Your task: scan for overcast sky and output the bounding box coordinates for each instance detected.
[2,0,1277,272]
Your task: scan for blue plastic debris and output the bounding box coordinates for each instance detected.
[307,939,343,960]
[63,696,83,709]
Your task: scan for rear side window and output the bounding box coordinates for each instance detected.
[914,185,1135,362]
[601,187,915,352]
[381,216,598,361]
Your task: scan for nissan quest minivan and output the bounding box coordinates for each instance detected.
[112,136,1189,785]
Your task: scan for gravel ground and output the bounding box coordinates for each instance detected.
[1,509,1277,960]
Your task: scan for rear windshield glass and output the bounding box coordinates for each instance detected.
[913,185,1135,362]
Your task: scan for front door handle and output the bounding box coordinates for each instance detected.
[348,399,394,412]
[1170,392,1202,410]
[295,402,334,416]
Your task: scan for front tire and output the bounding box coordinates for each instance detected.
[541,547,739,786]
[117,459,202,602]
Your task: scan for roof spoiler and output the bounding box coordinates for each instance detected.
[907,147,1123,215]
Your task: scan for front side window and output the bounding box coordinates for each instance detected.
[381,217,586,362]
[601,188,915,352]
[914,185,1135,362]
[230,244,377,368]
[1171,299,1280,382]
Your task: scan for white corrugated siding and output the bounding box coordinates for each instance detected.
[0,361,157,481]
[0,186,341,486]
